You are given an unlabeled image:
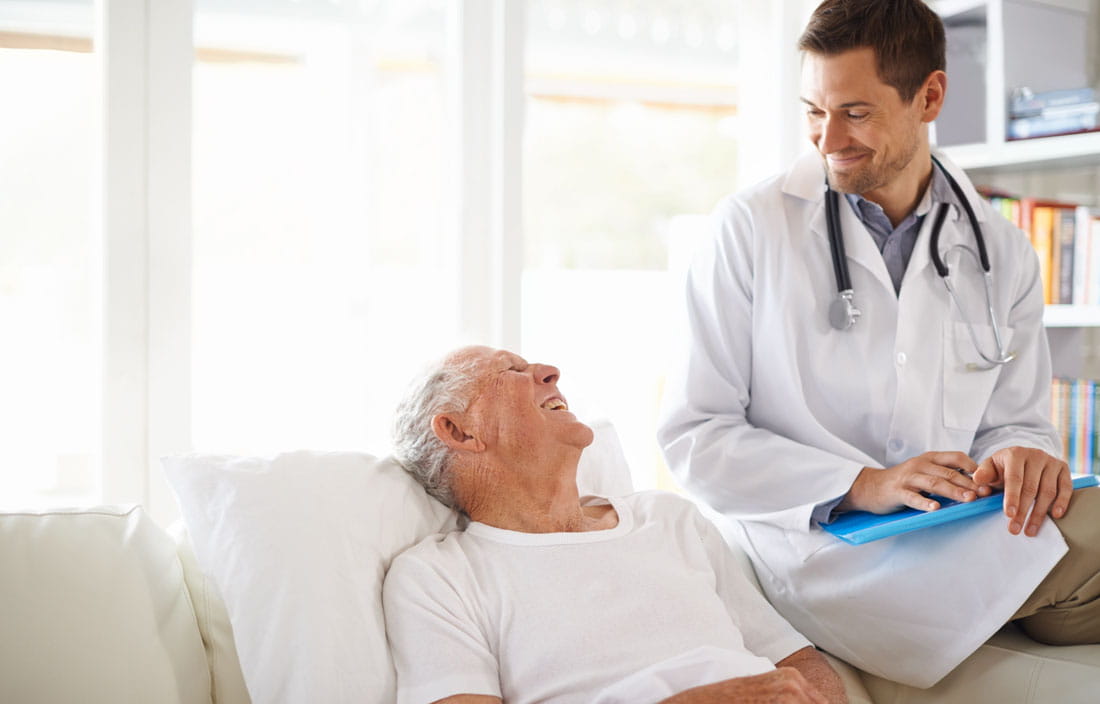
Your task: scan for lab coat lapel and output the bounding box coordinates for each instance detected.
[784,152,895,297]
[832,196,895,295]
[905,202,964,281]
[931,149,989,226]
[905,151,989,296]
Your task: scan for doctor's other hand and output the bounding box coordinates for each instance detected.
[972,446,1073,537]
[659,667,833,704]
[837,452,980,515]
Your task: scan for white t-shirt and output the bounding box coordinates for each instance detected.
[382,491,811,704]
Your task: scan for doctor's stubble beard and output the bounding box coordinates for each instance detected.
[824,132,921,196]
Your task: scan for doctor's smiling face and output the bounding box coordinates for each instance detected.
[801,46,945,217]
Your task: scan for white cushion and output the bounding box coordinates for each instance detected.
[0,505,210,704]
[165,419,633,704]
[861,623,1100,703]
[170,523,252,704]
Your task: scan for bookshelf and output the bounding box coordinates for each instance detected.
[1044,304,1100,328]
[946,131,1100,172]
[932,1,1100,473]
[935,0,1100,379]
[935,0,1100,471]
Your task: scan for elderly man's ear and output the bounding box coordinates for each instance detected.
[432,413,487,453]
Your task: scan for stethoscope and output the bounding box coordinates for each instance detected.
[825,156,1016,370]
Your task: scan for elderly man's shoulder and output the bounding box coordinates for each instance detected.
[384,529,472,589]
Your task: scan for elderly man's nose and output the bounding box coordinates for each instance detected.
[534,364,560,385]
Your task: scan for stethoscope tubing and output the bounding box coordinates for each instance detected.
[928,155,990,276]
[825,188,852,292]
[824,156,1014,368]
[826,156,986,289]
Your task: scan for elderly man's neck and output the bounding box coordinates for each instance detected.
[462,471,618,534]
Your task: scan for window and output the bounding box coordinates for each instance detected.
[0,0,98,508]
[1,0,793,522]
[521,0,740,490]
[191,0,452,455]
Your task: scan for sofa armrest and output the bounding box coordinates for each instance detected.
[0,506,211,704]
[170,522,252,704]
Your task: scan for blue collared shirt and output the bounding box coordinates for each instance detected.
[842,166,956,294]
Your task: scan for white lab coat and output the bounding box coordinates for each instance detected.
[658,150,1067,688]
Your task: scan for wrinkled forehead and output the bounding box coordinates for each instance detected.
[436,347,512,410]
[441,345,526,383]
[443,345,497,375]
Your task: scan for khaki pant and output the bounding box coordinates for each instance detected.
[1011,486,1100,645]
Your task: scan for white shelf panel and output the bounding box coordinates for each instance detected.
[1043,304,1100,327]
[935,0,988,21]
[942,132,1100,172]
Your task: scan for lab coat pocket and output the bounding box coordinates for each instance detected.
[941,320,1014,431]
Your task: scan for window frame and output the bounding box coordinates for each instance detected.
[3,0,807,524]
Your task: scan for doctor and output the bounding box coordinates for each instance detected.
[658,0,1100,689]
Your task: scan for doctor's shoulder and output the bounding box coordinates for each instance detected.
[705,175,791,244]
[719,170,790,216]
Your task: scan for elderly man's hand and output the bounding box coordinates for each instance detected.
[972,446,1073,536]
[660,668,833,704]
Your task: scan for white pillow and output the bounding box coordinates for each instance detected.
[164,419,632,704]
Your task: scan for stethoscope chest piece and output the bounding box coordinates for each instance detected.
[829,290,861,330]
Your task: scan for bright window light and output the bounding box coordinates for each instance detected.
[0,1,98,509]
[522,0,740,491]
[191,0,453,456]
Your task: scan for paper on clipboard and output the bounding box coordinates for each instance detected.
[822,474,1099,545]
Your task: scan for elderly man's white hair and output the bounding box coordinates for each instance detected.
[391,351,483,511]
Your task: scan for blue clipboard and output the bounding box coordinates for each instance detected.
[822,474,1099,545]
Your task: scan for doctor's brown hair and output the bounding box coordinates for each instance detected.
[798,0,945,104]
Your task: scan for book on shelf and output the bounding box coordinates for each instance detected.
[1010,87,1099,118]
[1007,87,1100,140]
[1074,207,1093,305]
[1031,203,1055,302]
[1057,207,1075,305]
[1091,216,1100,305]
[977,190,1099,306]
[1052,378,1098,476]
[1007,110,1100,141]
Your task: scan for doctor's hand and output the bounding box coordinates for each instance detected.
[972,446,1073,537]
[838,452,980,515]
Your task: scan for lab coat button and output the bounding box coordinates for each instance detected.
[896,352,907,366]
[889,438,903,452]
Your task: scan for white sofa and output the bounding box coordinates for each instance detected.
[2,422,1097,703]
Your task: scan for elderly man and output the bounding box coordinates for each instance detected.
[382,345,847,704]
